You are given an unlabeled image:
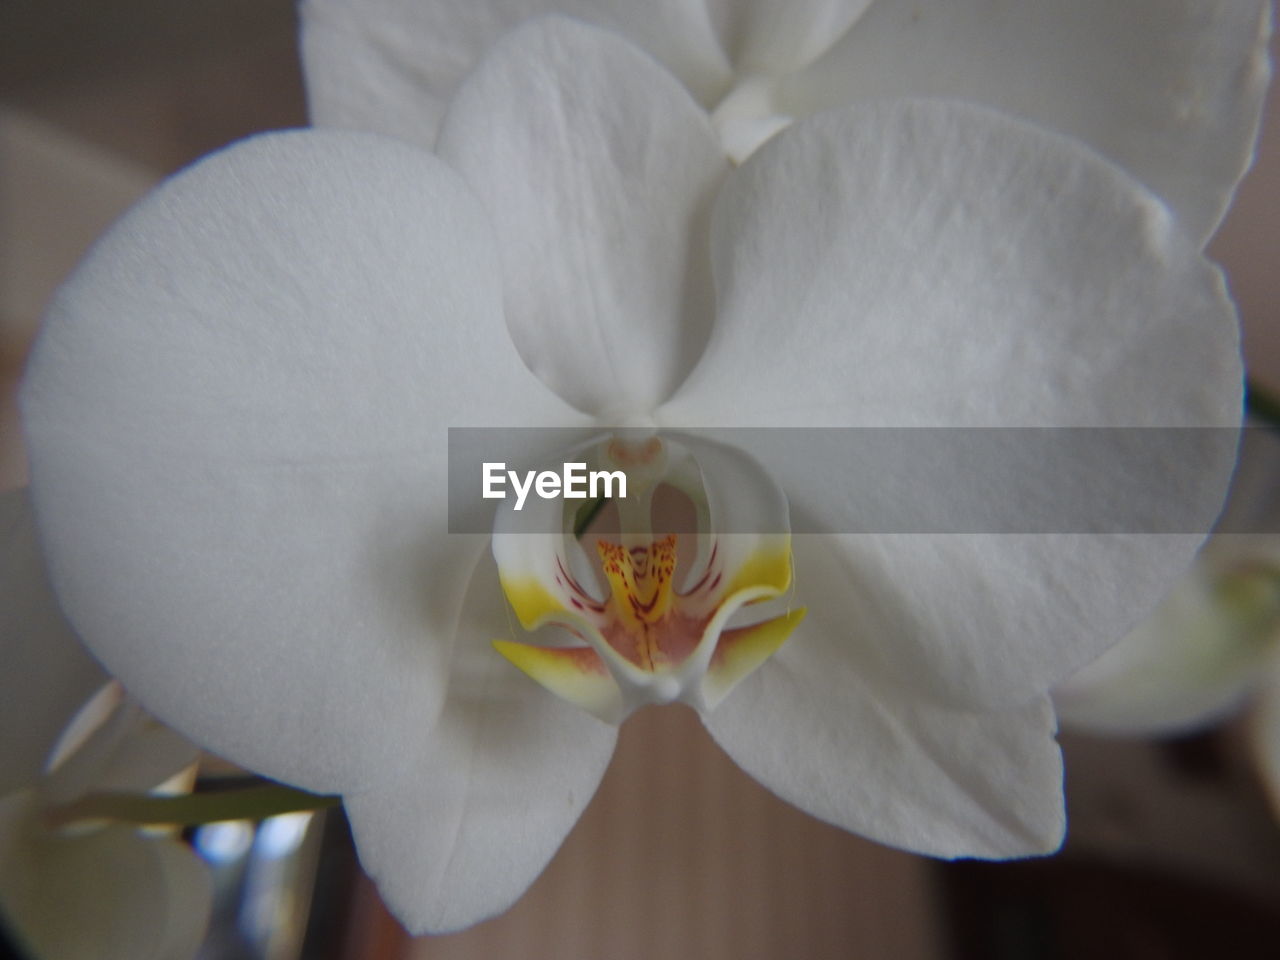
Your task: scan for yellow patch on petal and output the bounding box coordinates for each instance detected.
[492,640,623,723]
[702,607,806,709]
[722,541,793,598]
[498,575,570,630]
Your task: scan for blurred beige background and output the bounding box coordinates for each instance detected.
[2,4,1278,959]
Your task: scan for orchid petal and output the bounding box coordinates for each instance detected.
[42,684,199,806]
[20,130,585,796]
[491,641,623,723]
[0,791,212,960]
[669,100,1241,430]
[778,0,1272,244]
[1053,410,1280,734]
[661,100,1241,707]
[1054,536,1280,735]
[300,0,731,146]
[344,549,616,934]
[713,0,873,75]
[702,606,805,710]
[147,835,214,960]
[0,488,104,795]
[667,100,1242,429]
[437,17,728,416]
[705,535,1064,858]
[72,713,196,798]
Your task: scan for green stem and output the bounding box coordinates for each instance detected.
[574,496,610,538]
[47,783,340,829]
[1247,379,1280,428]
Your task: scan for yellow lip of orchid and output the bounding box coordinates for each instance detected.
[491,433,804,722]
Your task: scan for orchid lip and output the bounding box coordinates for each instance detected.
[491,433,802,722]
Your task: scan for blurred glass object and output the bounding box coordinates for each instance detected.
[194,805,325,960]
[194,821,255,866]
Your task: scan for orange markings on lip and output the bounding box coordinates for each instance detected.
[553,645,610,676]
[605,436,663,467]
[595,535,703,672]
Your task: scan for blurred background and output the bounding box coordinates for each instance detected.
[2,2,1278,957]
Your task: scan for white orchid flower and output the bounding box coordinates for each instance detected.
[16,15,1246,934]
[1055,427,1280,814]
[1,490,211,960]
[301,0,1271,243]
[1055,538,1280,732]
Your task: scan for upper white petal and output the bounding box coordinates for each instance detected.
[301,0,731,146]
[662,100,1241,707]
[438,17,729,417]
[345,548,616,934]
[0,488,104,795]
[20,130,584,795]
[777,0,1272,244]
[667,99,1241,430]
[712,0,873,74]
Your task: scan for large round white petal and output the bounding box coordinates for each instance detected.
[662,100,1242,708]
[300,0,731,147]
[777,0,1272,244]
[0,791,212,960]
[704,535,1065,859]
[21,130,585,796]
[0,488,104,795]
[438,17,728,417]
[344,548,616,934]
[711,0,873,75]
[670,101,1242,429]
